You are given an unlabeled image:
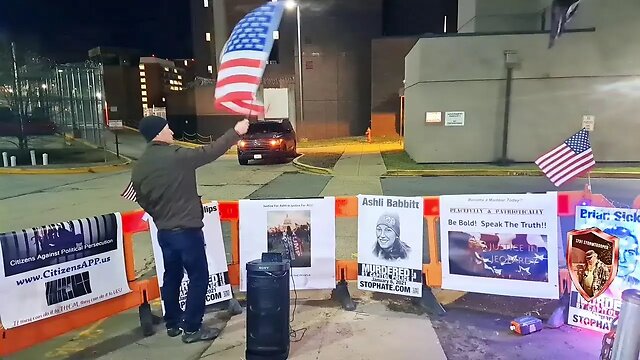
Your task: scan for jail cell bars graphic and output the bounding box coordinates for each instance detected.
[45,271,93,306]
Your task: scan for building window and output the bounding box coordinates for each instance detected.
[206,32,211,41]
[164,67,169,72]
[207,65,213,73]
[203,0,208,7]
[141,84,147,90]
[141,91,147,96]
[142,97,148,102]
[162,97,166,102]
[141,78,146,83]
[173,69,178,74]
[139,71,146,77]
[176,81,182,86]
[138,64,145,70]
[184,60,189,66]
[178,75,182,80]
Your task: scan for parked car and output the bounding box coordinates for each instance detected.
[237,119,297,165]
[0,107,58,137]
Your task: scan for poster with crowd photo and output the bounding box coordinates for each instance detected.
[0,213,130,329]
[568,206,640,333]
[145,202,233,310]
[239,197,336,291]
[440,193,560,299]
[357,195,423,297]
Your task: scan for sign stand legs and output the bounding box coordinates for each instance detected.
[115,132,120,158]
[227,297,244,316]
[411,274,446,316]
[208,289,244,316]
[546,292,570,328]
[331,270,356,311]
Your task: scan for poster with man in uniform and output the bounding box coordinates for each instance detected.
[568,206,640,332]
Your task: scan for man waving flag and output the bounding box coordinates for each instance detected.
[214,1,285,116]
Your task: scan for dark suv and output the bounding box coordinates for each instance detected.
[237,119,297,165]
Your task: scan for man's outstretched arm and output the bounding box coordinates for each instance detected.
[176,119,250,168]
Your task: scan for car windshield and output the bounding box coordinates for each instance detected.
[248,122,285,134]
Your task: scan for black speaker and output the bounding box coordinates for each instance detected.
[246,253,291,360]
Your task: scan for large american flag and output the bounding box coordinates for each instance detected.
[214,1,285,116]
[535,128,595,187]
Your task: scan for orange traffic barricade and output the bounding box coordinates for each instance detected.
[1,190,630,356]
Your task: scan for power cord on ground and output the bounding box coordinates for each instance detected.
[289,270,307,342]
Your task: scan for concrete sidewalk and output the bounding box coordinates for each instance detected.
[319,143,399,196]
[203,289,447,360]
[11,285,450,360]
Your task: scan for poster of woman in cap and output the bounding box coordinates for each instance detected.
[357,195,423,297]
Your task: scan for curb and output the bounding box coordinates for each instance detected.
[0,161,131,175]
[384,169,640,179]
[174,139,201,149]
[174,140,237,155]
[292,154,333,175]
[0,136,132,175]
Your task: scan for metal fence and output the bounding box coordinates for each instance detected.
[45,63,106,146]
[1,41,107,149]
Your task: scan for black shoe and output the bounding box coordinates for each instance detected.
[181,326,221,343]
[167,327,183,337]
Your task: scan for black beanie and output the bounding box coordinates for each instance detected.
[139,116,168,142]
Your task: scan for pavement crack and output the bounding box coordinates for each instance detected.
[200,342,244,357]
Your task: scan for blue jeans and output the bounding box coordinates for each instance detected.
[157,228,209,333]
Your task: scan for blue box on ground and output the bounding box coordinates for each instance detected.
[510,316,543,335]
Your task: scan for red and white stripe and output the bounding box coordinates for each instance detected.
[214,50,267,116]
[535,143,595,187]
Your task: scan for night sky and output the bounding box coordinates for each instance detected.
[0,0,192,62]
[0,0,456,63]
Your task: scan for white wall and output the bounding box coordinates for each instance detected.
[406,0,640,163]
[458,0,596,33]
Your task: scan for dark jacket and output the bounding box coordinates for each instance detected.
[131,129,240,230]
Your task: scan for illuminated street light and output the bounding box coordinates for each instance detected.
[96,92,102,100]
[41,84,47,90]
[285,0,297,10]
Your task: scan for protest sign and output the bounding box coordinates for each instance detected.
[440,193,559,299]
[239,197,336,291]
[568,206,640,332]
[0,213,130,328]
[357,195,423,297]
[146,202,233,309]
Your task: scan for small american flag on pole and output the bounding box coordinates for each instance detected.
[535,128,595,187]
[214,1,285,116]
[121,181,137,202]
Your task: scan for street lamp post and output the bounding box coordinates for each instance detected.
[285,0,304,126]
